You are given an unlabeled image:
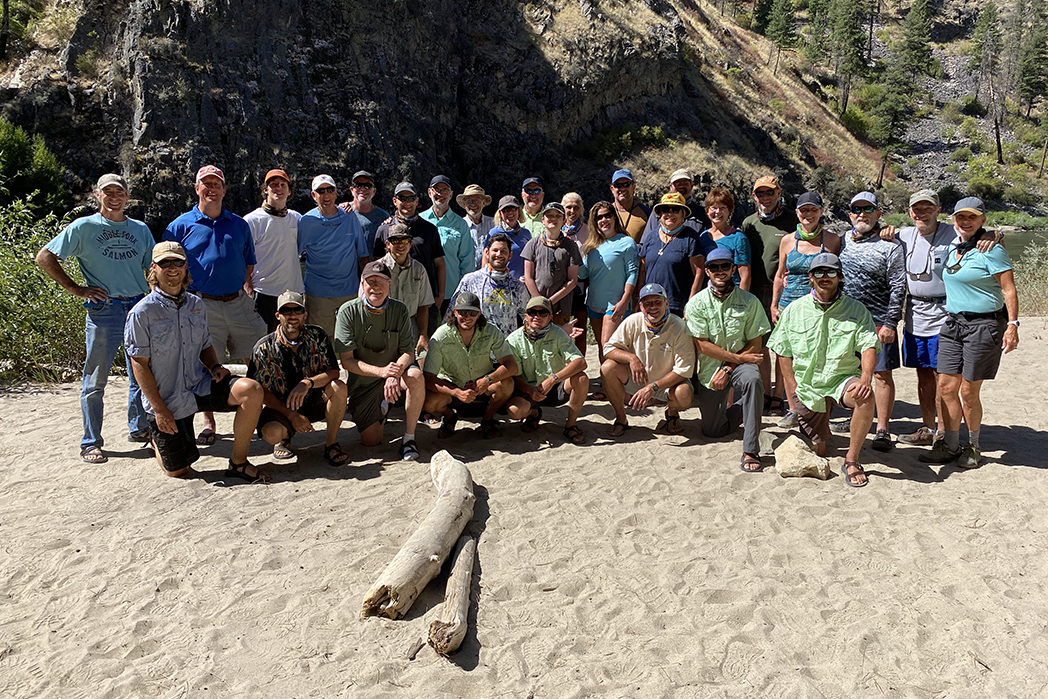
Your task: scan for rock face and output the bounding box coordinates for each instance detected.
[774,435,831,480]
[1,0,873,231]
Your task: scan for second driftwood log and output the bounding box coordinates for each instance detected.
[361,450,475,619]
[427,534,476,655]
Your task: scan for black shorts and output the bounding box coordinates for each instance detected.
[450,392,492,418]
[257,388,329,438]
[511,381,570,409]
[148,416,200,473]
[254,293,279,333]
[936,310,1006,382]
[194,375,241,413]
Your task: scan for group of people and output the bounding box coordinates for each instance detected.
[38,165,1020,487]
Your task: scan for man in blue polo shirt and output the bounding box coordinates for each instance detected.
[421,175,474,317]
[298,174,371,338]
[163,164,268,445]
[37,173,154,464]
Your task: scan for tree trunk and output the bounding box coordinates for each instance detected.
[773,46,781,75]
[994,117,1004,165]
[427,535,476,655]
[839,74,852,116]
[1038,137,1047,178]
[0,0,10,61]
[361,451,476,620]
[876,157,887,188]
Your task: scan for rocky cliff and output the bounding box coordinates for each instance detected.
[2,0,881,230]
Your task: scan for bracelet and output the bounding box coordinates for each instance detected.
[305,377,315,388]
[211,363,222,372]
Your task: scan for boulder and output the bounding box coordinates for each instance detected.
[774,435,831,480]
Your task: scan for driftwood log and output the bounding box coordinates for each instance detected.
[361,450,475,619]
[427,535,476,655]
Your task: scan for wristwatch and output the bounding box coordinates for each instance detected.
[1007,320,1020,328]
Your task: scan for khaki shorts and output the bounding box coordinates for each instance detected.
[792,377,860,445]
[307,294,354,339]
[203,292,267,361]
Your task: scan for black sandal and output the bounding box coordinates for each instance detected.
[437,412,458,439]
[225,459,270,484]
[562,424,586,444]
[521,407,542,433]
[324,442,350,466]
[481,418,501,439]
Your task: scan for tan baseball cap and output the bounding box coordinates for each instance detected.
[752,175,780,192]
[276,290,305,309]
[152,241,186,263]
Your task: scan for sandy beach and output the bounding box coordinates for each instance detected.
[2,320,1048,698]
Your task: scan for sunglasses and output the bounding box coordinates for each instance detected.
[706,262,733,272]
[523,187,543,195]
[596,212,616,221]
[810,268,839,279]
[660,206,684,215]
[315,187,336,195]
[851,205,877,214]
[612,182,633,189]
[279,306,305,315]
[754,189,777,197]
[396,194,417,202]
[455,309,479,317]
[388,237,412,245]
[351,182,374,189]
[156,259,186,269]
[526,309,551,317]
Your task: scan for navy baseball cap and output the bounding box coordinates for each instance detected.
[522,177,542,189]
[796,192,824,208]
[429,175,452,188]
[704,248,735,266]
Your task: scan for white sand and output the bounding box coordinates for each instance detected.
[2,322,1048,698]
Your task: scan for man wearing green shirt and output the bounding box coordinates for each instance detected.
[505,296,589,444]
[422,291,518,439]
[768,252,879,487]
[334,261,425,461]
[685,249,770,472]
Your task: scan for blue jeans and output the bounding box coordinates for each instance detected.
[81,296,146,449]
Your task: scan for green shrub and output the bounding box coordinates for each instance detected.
[882,212,912,227]
[960,116,981,140]
[1003,142,1027,165]
[941,101,964,125]
[960,95,988,117]
[985,211,1048,228]
[1003,186,1036,206]
[0,201,86,381]
[735,12,753,30]
[853,83,887,112]
[876,181,911,213]
[0,118,69,216]
[966,177,1003,200]
[937,184,963,211]
[950,147,972,162]
[840,106,873,141]
[1014,242,1048,316]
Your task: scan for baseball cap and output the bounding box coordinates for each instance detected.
[541,202,566,216]
[95,173,128,193]
[526,296,553,313]
[386,223,412,240]
[953,197,985,215]
[809,252,842,272]
[453,291,481,313]
[639,283,667,300]
[909,189,940,207]
[522,177,542,189]
[196,165,225,183]
[752,175,780,192]
[429,175,452,189]
[669,169,692,184]
[498,195,522,211]
[394,181,417,196]
[796,192,824,208]
[704,248,735,266]
[276,290,306,309]
[361,260,392,281]
[152,241,186,263]
[612,168,634,184]
[311,174,336,191]
[849,191,879,208]
[352,170,375,184]
[264,169,289,185]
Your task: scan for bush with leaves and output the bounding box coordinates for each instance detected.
[0,201,87,381]
[0,118,69,217]
[1014,242,1048,316]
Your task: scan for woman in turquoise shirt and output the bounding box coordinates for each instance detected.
[702,187,752,290]
[924,197,1019,470]
[580,201,639,366]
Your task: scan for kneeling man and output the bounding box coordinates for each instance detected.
[685,249,770,471]
[505,296,589,444]
[125,242,268,482]
[248,291,349,466]
[423,292,519,439]
[334,261,425,461]
[768,252,879,487]
[601,283,695,437]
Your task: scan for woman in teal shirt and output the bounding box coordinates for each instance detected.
[580,201,639,365]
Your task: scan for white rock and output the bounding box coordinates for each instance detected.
[774,435,831,480]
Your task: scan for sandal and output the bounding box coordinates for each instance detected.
[480,418,501,439]
[399,439,419,462]
[521,407,542,433]
[437,412,458,439]
[324,442,350,466]
[195,428,217,445]
[842,460,868,488]
[607,420,631,438]
[562,424,586,445]
[740,453,763,472]
[655,410,684,435]
[764,396,785,417]
[127,430,152,443]
[225,459,270,484]
[81,446,108,464]
[273,438,295,460]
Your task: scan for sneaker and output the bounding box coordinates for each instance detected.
[127,430,152,443]
[399,439,419,462]
[777,410,799,428]
[918,441,962,464]
[829,419,851,435]
[957,445,981,469]
[871,430,893,452]
[898,427,936,446]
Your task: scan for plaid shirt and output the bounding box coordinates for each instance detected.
[247,325,337,402]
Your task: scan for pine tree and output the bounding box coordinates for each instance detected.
[1016,0,1048,115]
[1000,0,1027,99]
[804,0,832,65]
[969,3,1003,75]
[830,0,867,114]
[896,0,934,81]
[753,0,774,35]
[767,0,797,72]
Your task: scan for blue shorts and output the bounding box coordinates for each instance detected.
[875,337,901,372]
[902,330,938,370]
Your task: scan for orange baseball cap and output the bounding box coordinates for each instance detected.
[264,169,290,184]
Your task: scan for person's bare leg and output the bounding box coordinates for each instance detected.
[590,315,605,365]
[937,374,964,433]
[874,369,895,433]
[600,360,630,426]
[959,379,984,433]
[667,382,693,416]
[423,391,453,419]
[324,380,348,446]
[759,348,772,398]
[565,372,587,428]
[360,420,383,447]
[842,390,875,469]
[779,356,798,412]
[228,379,263,466]
[260,421,289,446]
[505,397,533,421]
[484,378,514,420]
[915,367,938,431]
[402,367,425,436]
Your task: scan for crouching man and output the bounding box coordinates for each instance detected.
[685,249,770,472]
[422,292,518,440]
[247,291,349,466]
[125,242,268,482]
[768,252,879,487]
[601,283,695,437]
[505,296,589,444]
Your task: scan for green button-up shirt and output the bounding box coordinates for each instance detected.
[684,287,771,389]
[768,292,880,412]
[425,322,513,387]
[506,325,583,385]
